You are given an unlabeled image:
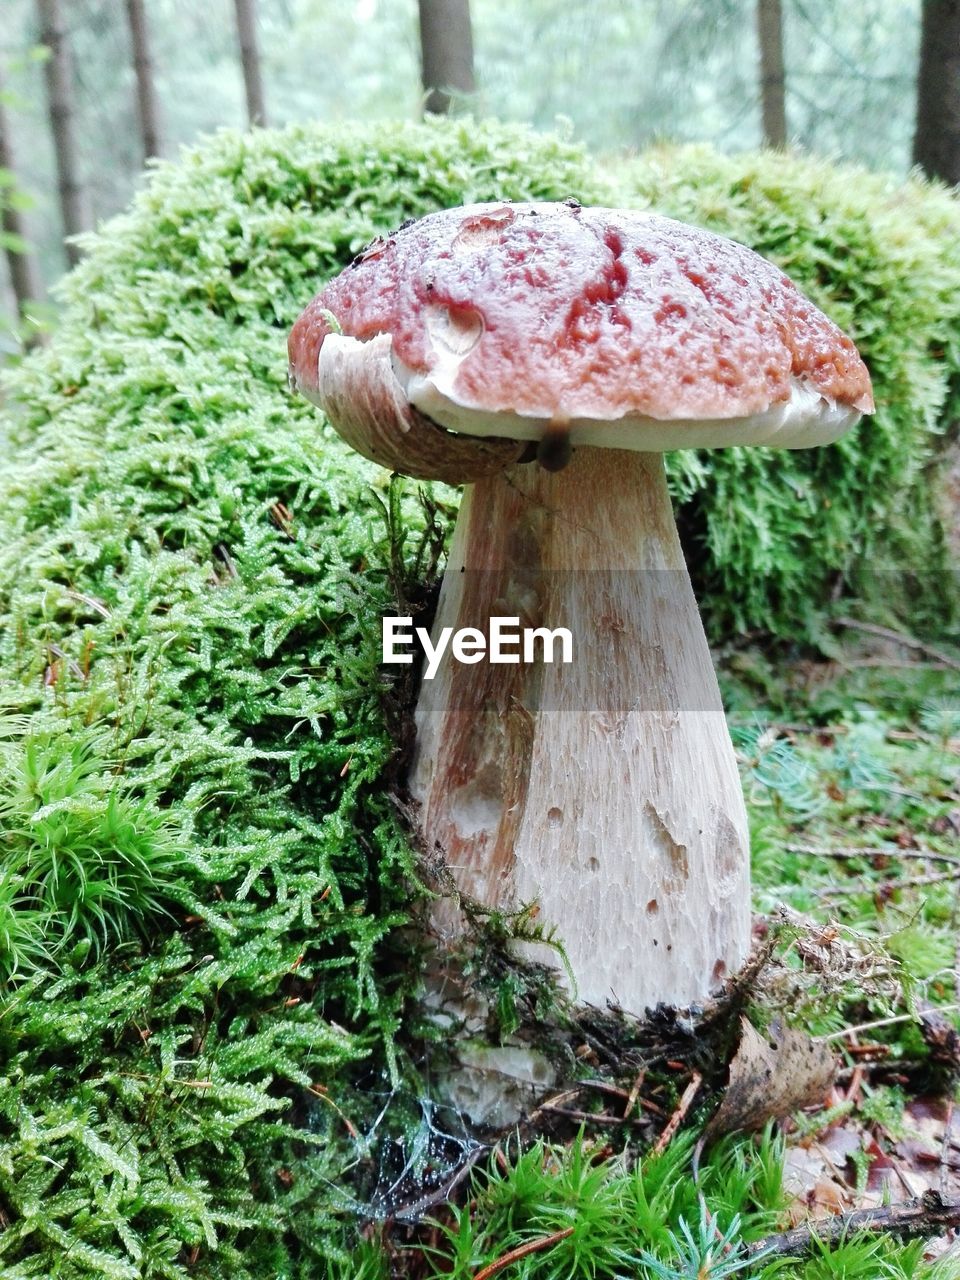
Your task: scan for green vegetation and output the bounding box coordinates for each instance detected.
[362,1123,953,1278]
[412,657,960,1280]
[0,118,958,1276]
[0,718,194,977]
[420,1132,790,1280]
[619,146,960,642]
[0,118,604,1279]
[728,659,960,1026]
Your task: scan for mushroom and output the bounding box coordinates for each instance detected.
[288,202,873,1015]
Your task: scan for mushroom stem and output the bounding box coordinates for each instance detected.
[410,447,751,1012]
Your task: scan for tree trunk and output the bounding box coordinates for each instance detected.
[36,0,88,267]
[233,0,268,127]
[124,0,164,161]
[0,62,44,322]
[913,0,960,185]
[756,0,787,148]
[418,0,476,115]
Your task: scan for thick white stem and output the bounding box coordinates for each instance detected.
[410,448,750,1013]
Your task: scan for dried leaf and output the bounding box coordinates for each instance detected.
[783,1145,833,1203]
[706,1016,835,1139]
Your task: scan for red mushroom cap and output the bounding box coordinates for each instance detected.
[289,202,873,436]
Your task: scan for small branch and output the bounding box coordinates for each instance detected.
[888,729,960,752]
[731,721,850,735]
[941,1102,955,1202]
[819,868,960,897]
[623,1068,646,1120]
[574,1079,630,1102]
[473,1227,574,1280]
[530,1083,654,1130]
[745,1190,960,1259]
[577,1078,668,1117]
[527,1088,581,1123]
[834,617,960,674]
[843,658,952,671]
[652,1071,702,1155]
[816,1005,960,1042]
[738,723,959,753]
[539,1104,649,1129]
[787,844,960,868]
[386,1142,486,1223]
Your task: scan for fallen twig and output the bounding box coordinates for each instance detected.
[527,1088,581,1124]
[531,1084,652,1131]
[941,1102,955,1202]
[652,1071,702,1155]
[63,588,111,618]
[816,1005,960,1043]
[735,722,960,752]
[843,658,952,670]
[577,1078,668,1117]
[819,868,960,898]
[472,1227,575,1280]
[539,1104,647,1128]
[576,1079,629,1101]
[745,1190,960,1259]
[845,1042,892,1059]
[787,844,960,868]
[386,1142,486,1223]
[744,721,849,735]
[623,1068,646,1121]
[889,728,960,751]
[834,617,960,674]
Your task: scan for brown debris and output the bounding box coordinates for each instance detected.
[746,1190,960,1261]
[705,1017,835,1141]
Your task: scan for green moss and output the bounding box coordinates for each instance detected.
[0,119,602,1279]
[616,145,960,641]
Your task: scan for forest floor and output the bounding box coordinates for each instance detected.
[366,630,960,1279]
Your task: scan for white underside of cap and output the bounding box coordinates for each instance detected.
[314,333,860,451]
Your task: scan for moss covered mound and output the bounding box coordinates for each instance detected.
[619,145,960,639]
[8,124,958,646]
[0,119,604,1279]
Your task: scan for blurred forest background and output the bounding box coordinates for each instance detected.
[1,0,959,349]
